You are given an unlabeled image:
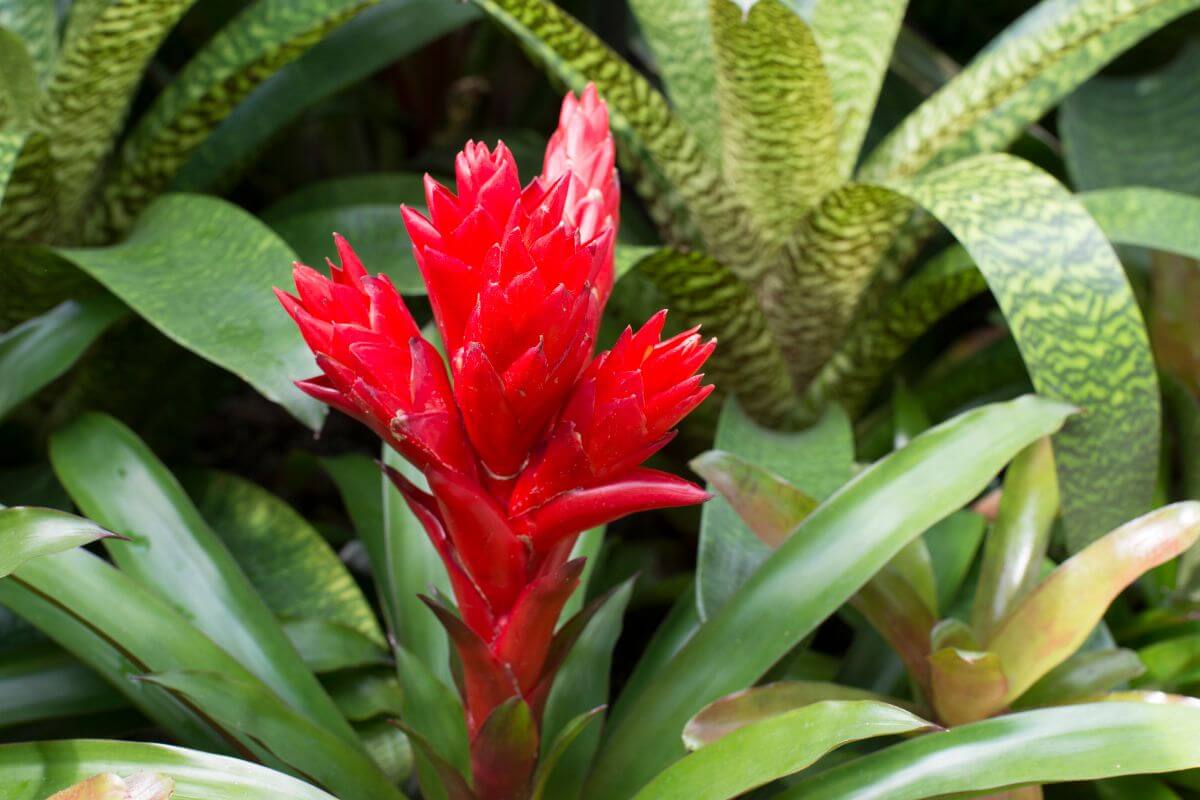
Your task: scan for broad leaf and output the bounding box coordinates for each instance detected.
[782,702,1200,799]
[632,700,932,800]
[0,739,339,800]
[1016,648,1146,708]
[590,396,1073,798]
[49,413,354,744]
[0,644,125,727]
[0,295,126,420]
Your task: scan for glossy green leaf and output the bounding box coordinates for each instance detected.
[175,0,478,192]
[924,510,987,612]
[326,669,404,722]
[710,0,837,241]
[853,557,938,695]
[355,719,413,784]
[185,469,383,646]
[283,619,390,674]
[682,681,915,749]
[0,506,115,578]
[1016,648,1146,708]
[93,0,377,236]
[561,525,604,622]
[929,647,1007,726]
[59,194,324,428]
[1081,188,1200,262]
[1136,635,1200,691]
[781,702,1200,800]
[690,451,818,548]
[806,0,906,177]
[0,739,337,800]
[0,645,126,727]
[0,0,55,82]
[393,644,470,800]
[860,0,1200,182]
[973,437,1059,639]
[1,0,202,237]
[1061,43,1200,194]
[696,401,853,619]
[892,154,1157,551]
[538,580,633,800]
[2,548,270,753]
[625,0,720,165]
[142,670,404,800]
[632,700,932,800]
[320,454,392,625]
[986,503,1200,707]
[0,295,126,420]
[49,413,354,744]
[530,708,603,800]
[590,395,1073,798]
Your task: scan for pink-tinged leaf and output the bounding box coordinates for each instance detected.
[683,681,919,749]
[929,648,1008,726]
[852,566,938,698]
[47,775,128,800]
[122,774,175,800]
[470,697,539,800]
[689,450,817,547]
[987,502,1200,706]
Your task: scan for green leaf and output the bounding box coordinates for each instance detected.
[325,668,405,722]
[690,451,819,549]
[3,0,203,236]
[1016,648,1146,708]
[986,503,1200,708]
[184,469,384,647]
[283,619,390,674]
[393,644,470,800]
[929,647,1007,726]
[682,681,916,749]
[1081,188,1200,261]
[972,437,1059,639]
[0,506,115,578]
[590,395,1074,798]
[924,510,986,612]
[561,525,604,622]
[1136,635,1200,691]
[625,0,720,165]
[175,0,478,192]
[0,128,26,205]
[623,247,802,428]
[538,580,633,800]
[860,0,1200,182]
[381,447,452,684]
[0,295,126,420]
[48,412,355,745]
[0,26,39,130]
[695,401,853,618]
[530,708,604,800]
[710,0,837,241]
[0,645,126,727]
[890,154,1158,551]
[93,0,379,237]
[141,670,405,800]
[806,0,906,177]
[59,193,325,429]
[780,702,1200,799]
[0,0,56,83]
[1096,776,1183,800]
[631,700,933,800]
[1061,43,1200,195]
[0,739,339,800]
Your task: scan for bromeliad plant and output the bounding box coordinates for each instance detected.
[275,84,714,797]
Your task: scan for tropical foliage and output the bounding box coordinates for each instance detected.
[3,0,1200,798]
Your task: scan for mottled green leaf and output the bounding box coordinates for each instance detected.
[185,469,383,646]
[59,193,325,429]
[0,0,56,82]
[632,700,932,800]
[626,0,719,165]
[861,0,1200,182]
[695,400,853,619]
[0,295,126,419]
[973,437,1059,639]
[142,670,405,800]
[986,503,1200,708]
[0,27,39,130]
[0,506,114,578]
[0,128,25,205]
[93,0,375,237]
[0,739,337,800]
[175,0,477,193]
[807,0,906,176]
[710,0,837,241]
[1061,43,1200,194]
[591,396,1072,798]
[1081,188,1200,262]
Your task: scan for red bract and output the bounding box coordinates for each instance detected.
[277,84,712,800]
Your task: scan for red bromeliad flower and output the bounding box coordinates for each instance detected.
[277,85,712,799]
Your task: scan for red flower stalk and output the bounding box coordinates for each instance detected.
[277,85,711,799]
